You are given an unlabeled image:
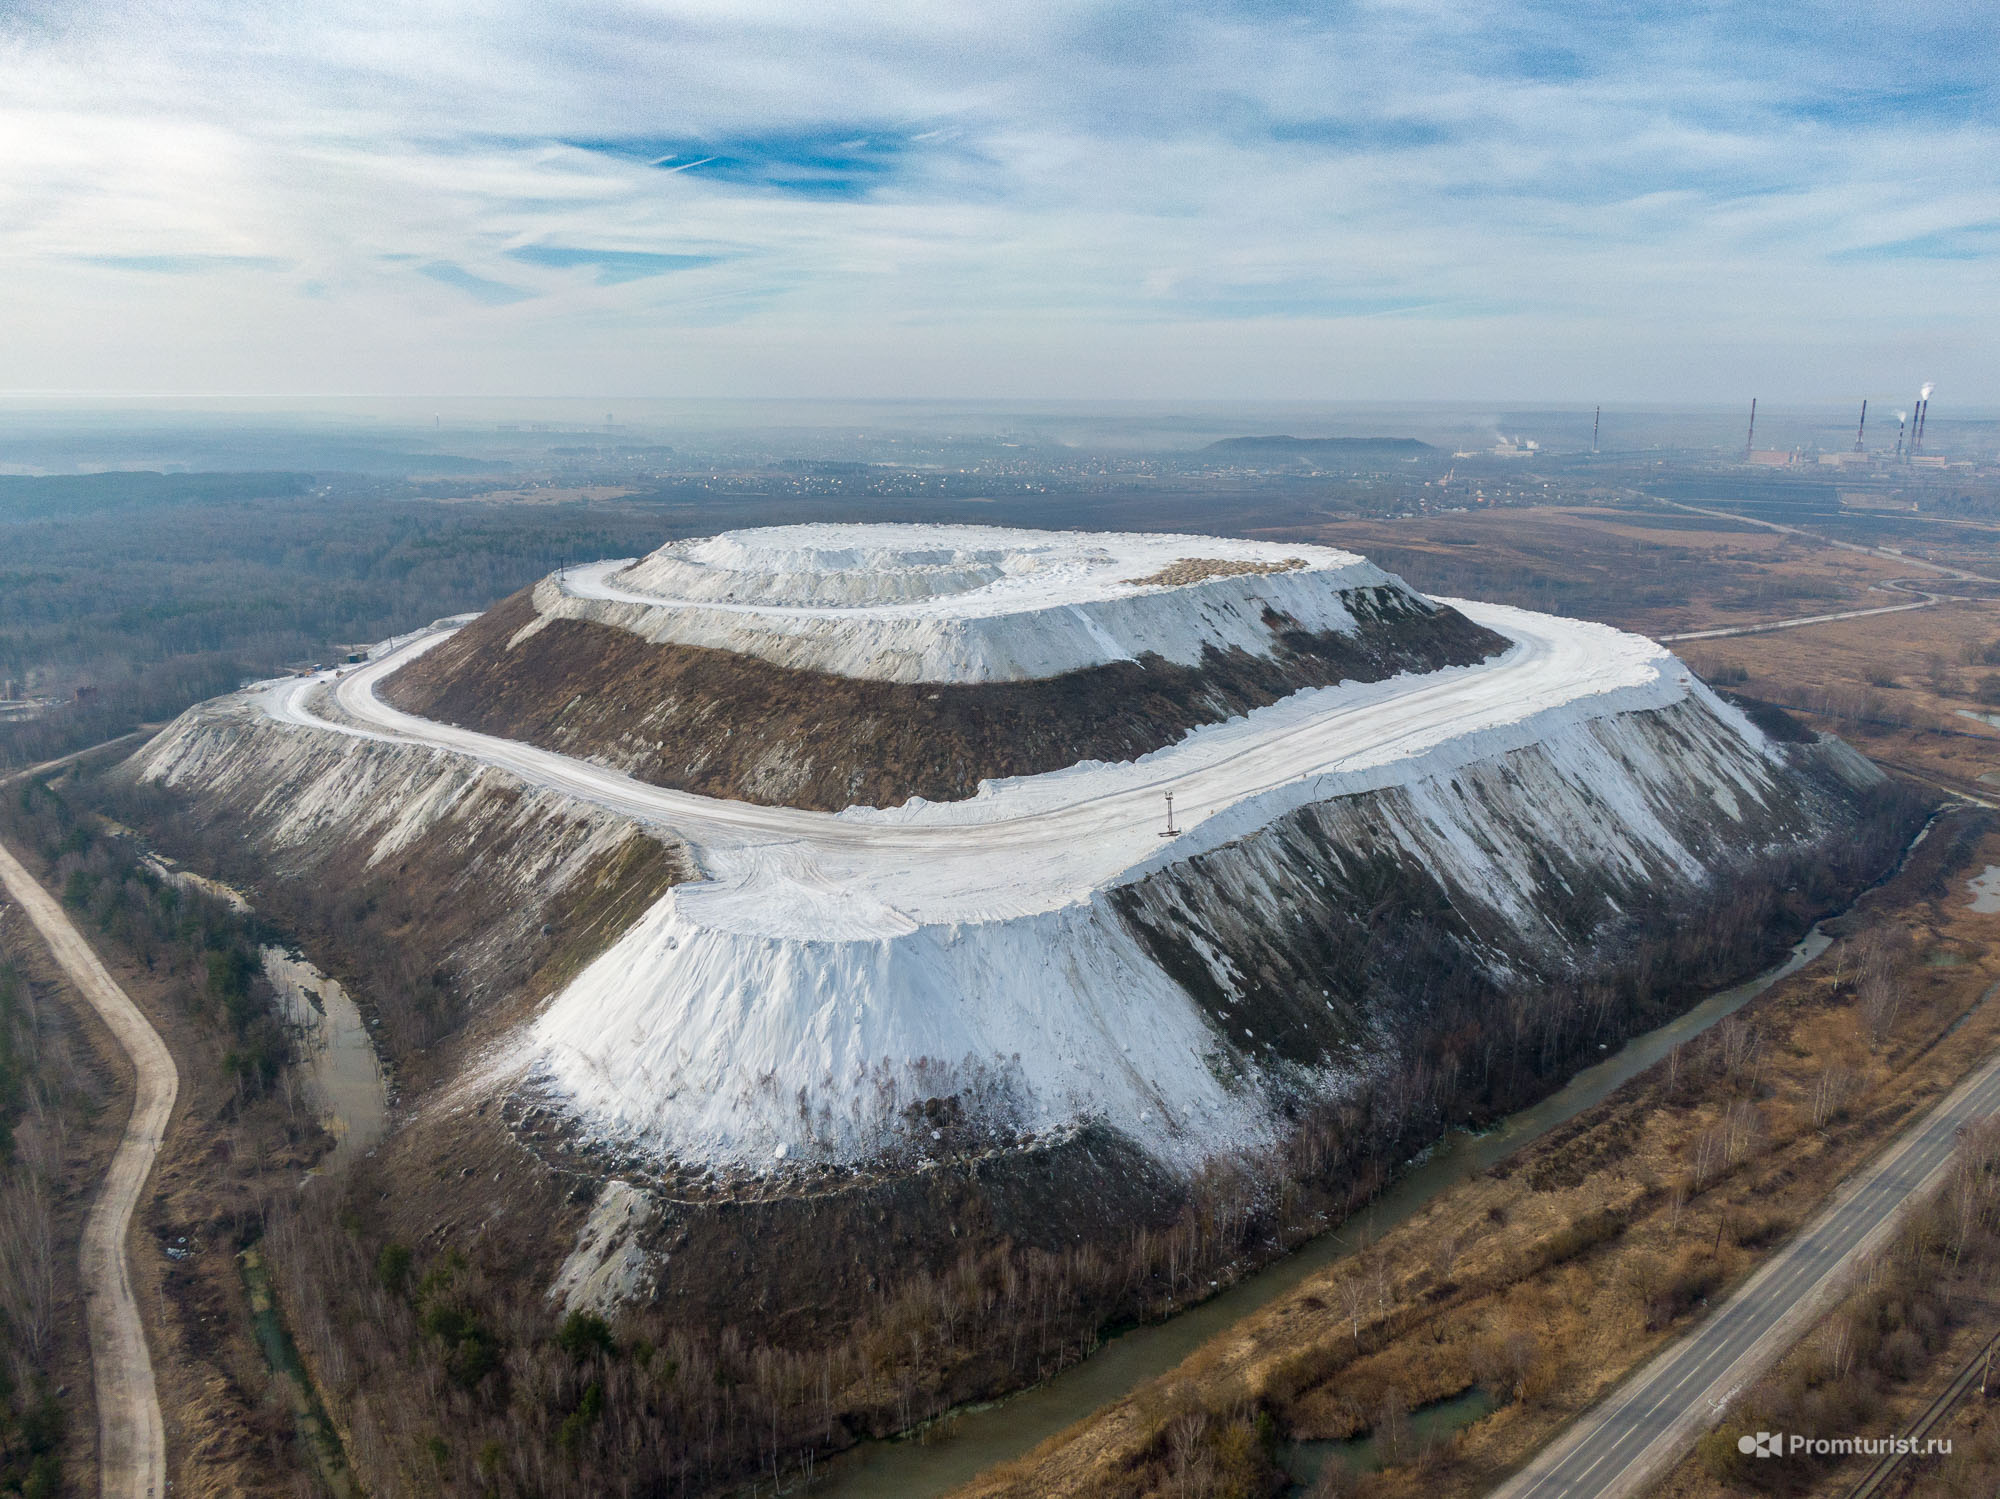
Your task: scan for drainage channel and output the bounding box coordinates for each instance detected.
[816,923,1836,1498]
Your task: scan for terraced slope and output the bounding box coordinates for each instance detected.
[382,582,1505,810]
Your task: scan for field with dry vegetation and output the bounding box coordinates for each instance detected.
[953,810,2000,1499]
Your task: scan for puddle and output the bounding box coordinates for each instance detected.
[1955,710,2000,730]
[1969,867,2000,915]
[1285,1385,1503,1484]
[263,947,389,1169]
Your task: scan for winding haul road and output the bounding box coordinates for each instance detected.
[250,571,2000,1493]
[0,835,174,1499]
[1492,1033,2000,1499]
[266,596,1686,937]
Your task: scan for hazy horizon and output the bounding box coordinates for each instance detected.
[2,395,1993,476]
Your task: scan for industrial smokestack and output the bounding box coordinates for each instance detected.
[1592,406,1600,453]
[1895,410,1907,459]
[1854,399,1867,453]
[1914,384,1933,453]
[1745,398,1757,459]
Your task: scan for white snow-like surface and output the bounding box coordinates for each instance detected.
[239,572,1792,1174]
[535,523,1399,682]
[549,1181,656,1313]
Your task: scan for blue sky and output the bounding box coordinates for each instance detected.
[0,0,1993,400]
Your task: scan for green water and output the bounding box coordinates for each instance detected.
[817,925,1834,1497]
[1285,1385,1503,1485]
[240,1247,359,1497]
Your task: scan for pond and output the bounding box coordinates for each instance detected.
[1284,1385,1505,1486]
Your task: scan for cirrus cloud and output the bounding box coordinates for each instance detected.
[0,0,1994,400]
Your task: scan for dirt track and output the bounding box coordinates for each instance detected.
[0,836,175,1499]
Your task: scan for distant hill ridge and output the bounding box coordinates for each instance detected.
[1206,435,1437,456]
[0,471,312,518]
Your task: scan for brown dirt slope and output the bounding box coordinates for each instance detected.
[381,585,1507,811]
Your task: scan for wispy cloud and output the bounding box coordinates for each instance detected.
[417,261,535,305]
[567,132,920,200]
[0,0,1993,397]
[505,246,721,283]
[75,254,288,273]
[1832,220,2000,263]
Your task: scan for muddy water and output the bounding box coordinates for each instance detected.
[142,853,251,913]
[1286,1385,1504,1483]
[262,947,389,1168]
[816,926,1833,1498]
[146,854,389,1165]
[1968,866,2000,915]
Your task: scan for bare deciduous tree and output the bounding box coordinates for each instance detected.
[0,1170,56,1363]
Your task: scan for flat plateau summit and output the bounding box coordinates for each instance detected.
[542,522,1403,681]
[132,523,1910,1314]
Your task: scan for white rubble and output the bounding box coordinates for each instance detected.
[549,1180,657,1314]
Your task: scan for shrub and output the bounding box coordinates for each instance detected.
[375,1242,411,1295]
[557,1310,615,1362]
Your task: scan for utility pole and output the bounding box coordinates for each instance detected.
[1160,791,1178,838]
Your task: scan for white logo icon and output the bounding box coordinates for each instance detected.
[1737,1431,1783,1458]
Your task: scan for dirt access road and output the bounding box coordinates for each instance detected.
[0,832,175,1499]
[267,596,1685,935]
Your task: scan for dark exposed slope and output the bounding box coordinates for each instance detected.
[381,585,1508,811]
[112,716,692,1089]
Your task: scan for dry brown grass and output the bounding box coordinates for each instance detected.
[951,812,2000,1499]
[1299,506,1928,639]
[1124,557,1308,587]
[1677,604,2000,801]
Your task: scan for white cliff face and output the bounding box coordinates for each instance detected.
[524,692,1807,1174]
[530,524,1400,683]
[132,526,1882,1185]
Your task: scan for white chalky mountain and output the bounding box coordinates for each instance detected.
[136,525,1891,1190]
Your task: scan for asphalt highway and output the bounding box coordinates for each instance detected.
[1490,1033,2000,1499]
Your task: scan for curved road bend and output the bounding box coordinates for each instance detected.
[1490,1034,2000,1499]
[1652,498,2000,586]
[264,600,1681,932]
[0,837,175,1499]
[1659,593,1942,643]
